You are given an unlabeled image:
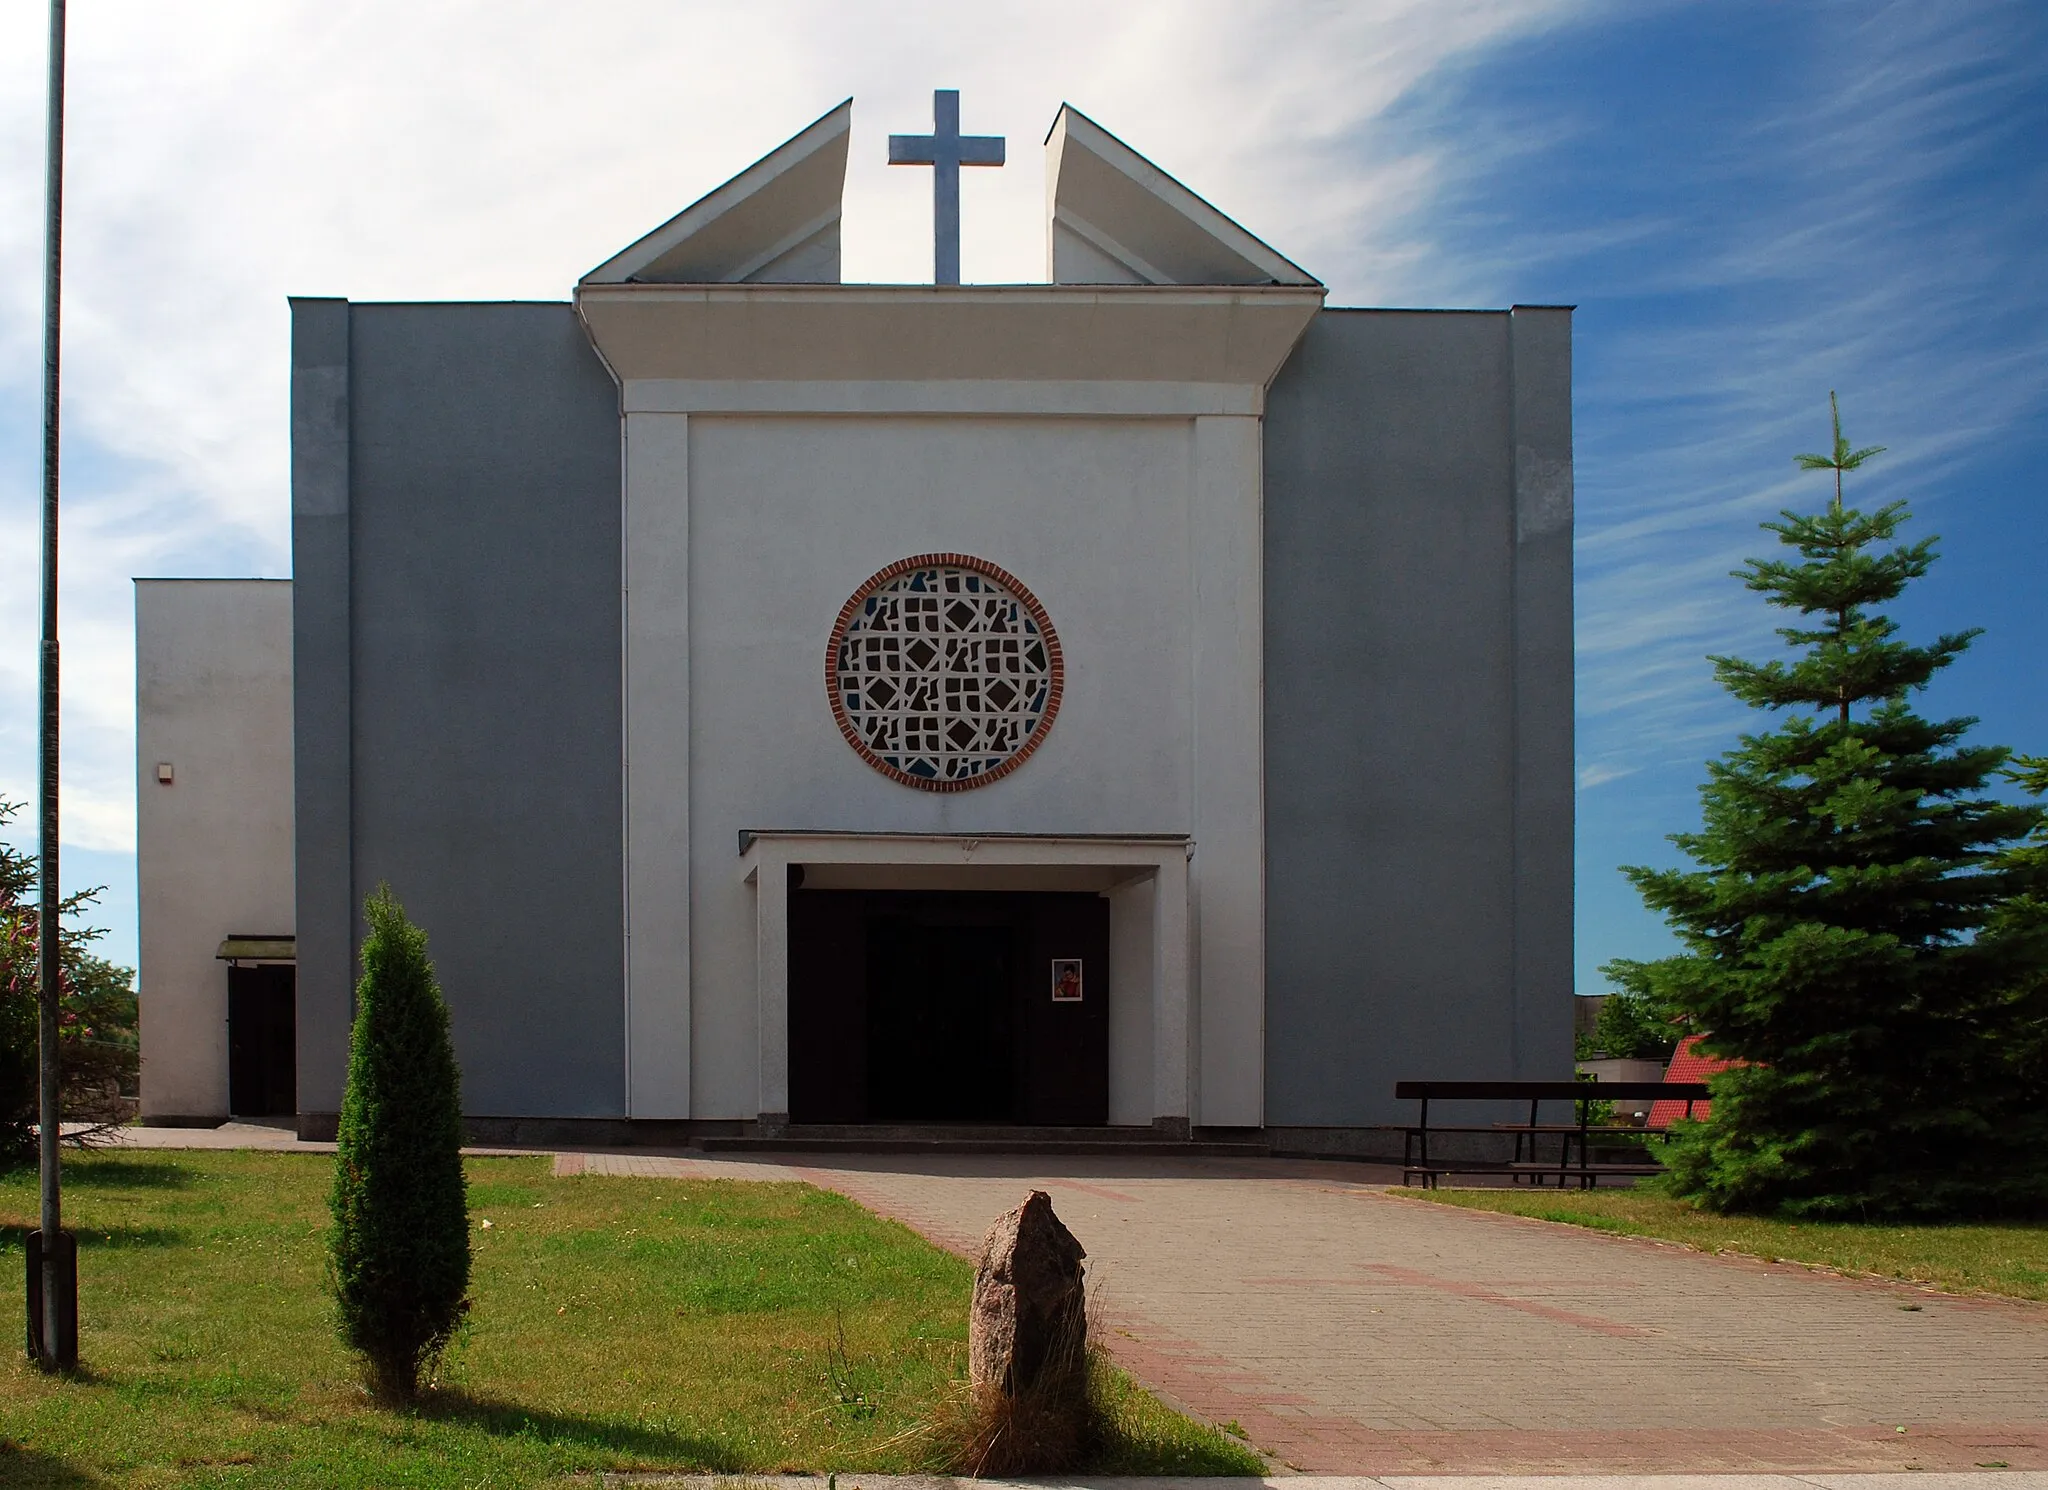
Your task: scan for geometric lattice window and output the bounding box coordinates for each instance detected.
[825,552,1064,792]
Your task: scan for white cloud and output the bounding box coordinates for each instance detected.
[1577,762,1639,790]
[0,0,1586,852]
[1558,3,2048,792]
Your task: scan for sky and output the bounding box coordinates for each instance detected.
[1,0,2043,993]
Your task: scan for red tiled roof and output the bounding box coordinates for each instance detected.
[1647,1034,1733,1128]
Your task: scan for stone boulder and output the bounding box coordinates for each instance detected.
[968,1190,1088,1400]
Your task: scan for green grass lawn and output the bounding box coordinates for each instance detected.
[0,1150,1259,1488]
[1395,1184,2048,1301]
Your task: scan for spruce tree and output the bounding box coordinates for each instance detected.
[330,886,470,1399]
[1623,395,2048,1218]
[1990,755,2048,1089]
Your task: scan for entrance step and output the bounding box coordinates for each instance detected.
[699,1124,1267,1157]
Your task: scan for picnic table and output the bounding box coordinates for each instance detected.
[1395,1079,1711,1189]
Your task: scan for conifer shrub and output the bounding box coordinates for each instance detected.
[1618,397,2048,1219]
[329,885,470,1400]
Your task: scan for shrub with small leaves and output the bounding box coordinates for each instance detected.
[1,796,141,1165]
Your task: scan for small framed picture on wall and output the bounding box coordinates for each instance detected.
[1051,958,1083,1002]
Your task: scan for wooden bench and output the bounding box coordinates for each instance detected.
[1395,1080,1711,1189]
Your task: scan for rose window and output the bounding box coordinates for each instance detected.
[826,554,1063,791]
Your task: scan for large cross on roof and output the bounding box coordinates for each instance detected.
[888,89,1005,285]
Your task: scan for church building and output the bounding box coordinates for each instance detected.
[134,97,1575,1150]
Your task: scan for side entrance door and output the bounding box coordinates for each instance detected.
[227,964,297,1116]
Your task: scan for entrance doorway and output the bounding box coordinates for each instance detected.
[789,889,1109,1125]
[227,964,296,1116]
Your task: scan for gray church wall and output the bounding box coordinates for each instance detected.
[1261,307,1574,1130]
[292,300,626,1121]
[1508,309,1576,1099]
[290,299,354,1119]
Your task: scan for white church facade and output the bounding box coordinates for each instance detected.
[136,98,1575,1150]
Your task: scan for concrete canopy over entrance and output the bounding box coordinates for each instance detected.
[739,831,1190,1133]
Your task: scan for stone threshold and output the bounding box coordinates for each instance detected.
[700,1124,1267,1157]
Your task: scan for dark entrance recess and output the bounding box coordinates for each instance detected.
[789,888,1110,1125]
[227,964,297,1116]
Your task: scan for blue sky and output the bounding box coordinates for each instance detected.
[1463,2,2048,985]
[1,0,2043,997]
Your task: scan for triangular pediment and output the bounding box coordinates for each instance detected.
[582,101,850,285]
[1044,105,1318,287]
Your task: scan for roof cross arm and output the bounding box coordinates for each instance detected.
[888,89,1005,285]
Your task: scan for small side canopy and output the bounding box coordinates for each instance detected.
[217,936,296,963]
[583,100,851,285]
[1045,105,1319,287]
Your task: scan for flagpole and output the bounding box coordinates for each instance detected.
[33,0,76,1374]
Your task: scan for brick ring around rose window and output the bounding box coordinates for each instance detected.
[825,553,1064,792]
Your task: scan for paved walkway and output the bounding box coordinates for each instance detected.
[552,1151,2048,1476]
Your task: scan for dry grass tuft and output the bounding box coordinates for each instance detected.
[917,1341,1216,1477]
[907,1269,1265,1477]
[926,1372,1090,1477]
